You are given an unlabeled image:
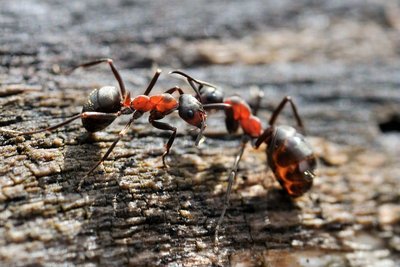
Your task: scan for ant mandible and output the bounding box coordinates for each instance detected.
[12,59,207,188]
[171,71,317,242]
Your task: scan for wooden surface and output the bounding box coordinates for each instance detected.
[1,1,400,266]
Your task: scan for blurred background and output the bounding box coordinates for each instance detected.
[2,0,400,145]
[1,0,400,266]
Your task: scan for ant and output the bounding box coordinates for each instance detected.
[10,59,207,188]
[171,71,262,136]
[171,71,317,242]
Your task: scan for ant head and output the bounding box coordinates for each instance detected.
[170,70,223,103]
[178,94,206,129]
[199,86,224,104]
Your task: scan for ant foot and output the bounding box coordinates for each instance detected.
[161,150,171,169]
[0,128,23,135]
[162,157,170,169]
[77,175,88,192]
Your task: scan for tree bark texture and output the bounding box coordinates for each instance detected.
[1,1,400,266]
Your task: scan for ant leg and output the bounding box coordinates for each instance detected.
[65,58,127,98]
[143,69,162,96]
[203,103,239,134]
[215,137,249,243]
[164,86,184,96]
[79,110,142,189]
[254,127,274,148]
[149,117,177,168]
[269,96,305,133]
[121,69,161,105]
[16,112,122,135]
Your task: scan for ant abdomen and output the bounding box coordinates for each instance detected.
[82,86,122,132]
[267,125,316,197]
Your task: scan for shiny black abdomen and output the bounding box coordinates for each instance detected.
[267,126,316,197]
[81,86,122,132]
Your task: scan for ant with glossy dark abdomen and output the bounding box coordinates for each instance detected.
[171,71,317,242]
[10,59,207,188]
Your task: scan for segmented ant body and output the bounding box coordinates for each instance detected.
[171,71,316,241]
[13,59,207,187]
[171,71,262,137]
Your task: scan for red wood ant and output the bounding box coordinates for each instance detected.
[171,71,317,241]
[12,59,207,188]
[171,71,265,136]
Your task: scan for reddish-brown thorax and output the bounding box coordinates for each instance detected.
[123,93,178,113]
[224,97,262,138]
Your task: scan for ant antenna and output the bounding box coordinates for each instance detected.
[170,70,218,100]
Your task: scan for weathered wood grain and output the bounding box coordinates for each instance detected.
[1,0,399,266]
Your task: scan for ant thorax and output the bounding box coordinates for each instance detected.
[130,94,178,113]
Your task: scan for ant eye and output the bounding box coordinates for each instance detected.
[178,94,204,128]
[186,109,194,118]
